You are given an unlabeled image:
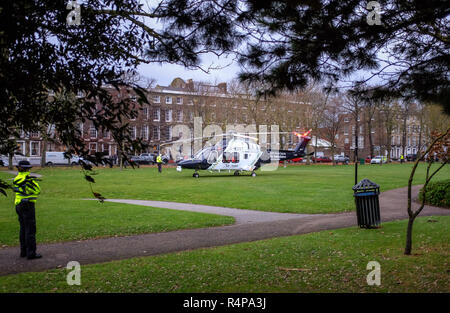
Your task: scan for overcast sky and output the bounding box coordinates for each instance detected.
[137,52,242,86]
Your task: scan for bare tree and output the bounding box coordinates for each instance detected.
[321,95,344,165]
[378,101,399,162]
[299,84,327,162]
[364,99,378,158]
[405,127,449,255]
[399,101,411,159]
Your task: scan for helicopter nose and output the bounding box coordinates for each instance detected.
[177,159,195,169]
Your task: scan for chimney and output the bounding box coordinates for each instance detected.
[186,79,194,91]
[217,82,227,93]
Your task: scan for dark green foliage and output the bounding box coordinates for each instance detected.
[238,0,450,112]
[419,179,450,208]
[0,0,239,196]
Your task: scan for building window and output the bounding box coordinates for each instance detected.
[167,126,172,140]
[129,126,136,140]
[165,109,172,122]
[344,138,349,144]
[17,141,25,155]
[143,106,148,120]
[89,143,97,154]
[103,130,110,139]
[141,126,149,140]
[165,96,172,104]
[344,126,349,135]
[153,95,160,103]
[358,136,364,148]
[102,144,110,155]
[30,141,40,156]
[153,126,160,140]
[176,97,183,105]
[177,110,183,122]
[189,112,194,122]
[90,127,97,138]
[344,117,349,123]
[187,99,194,105]
[153,108,160,121]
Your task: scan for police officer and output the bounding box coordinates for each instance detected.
[13,161,42,260]
[400,154,404,163]
[156,153,163,173]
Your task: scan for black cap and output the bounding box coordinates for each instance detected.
[17,160,32,168]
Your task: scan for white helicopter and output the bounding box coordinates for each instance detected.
[175,130,312,177]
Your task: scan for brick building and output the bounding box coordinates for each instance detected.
[10,77,424,164]
[336,103,424,161]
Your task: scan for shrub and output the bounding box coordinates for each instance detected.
[419,179,450,208]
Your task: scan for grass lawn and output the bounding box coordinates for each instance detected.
[0,163,448,246]
[0,199,234,247]
[1,216,448,293]
[2,162,448,214]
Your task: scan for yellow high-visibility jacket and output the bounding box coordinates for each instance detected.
[156,155,162,163]
[13,172,41,205]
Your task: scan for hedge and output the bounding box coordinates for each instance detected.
[419,179,450,208]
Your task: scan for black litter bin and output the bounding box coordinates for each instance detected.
[352,179,381,228]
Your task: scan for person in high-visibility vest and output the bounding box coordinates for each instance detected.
[156,153,163,173]
[400,154,404,163]
[12,161,42,259]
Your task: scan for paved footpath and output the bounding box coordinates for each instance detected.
[0,185,448,276]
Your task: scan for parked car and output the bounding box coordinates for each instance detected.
[129,155,142,166]
[0,155,8,167]
[312,156,332,163]
[370,156,387,164]
[334,155,349,163]
[45,152,80,166]
[139,153,155,164]
[291,157,303,163]
[406,154,417,161]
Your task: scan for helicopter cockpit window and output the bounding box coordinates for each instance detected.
[194,147,213,160]
[207,150,218,163]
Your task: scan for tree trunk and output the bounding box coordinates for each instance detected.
[331,146,335,166]
[354,115,359,184]
[8,152,13,170]
[40,139,47,167]
[367,119,374,158]
[404,216,415,255]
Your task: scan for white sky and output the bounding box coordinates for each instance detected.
[137,52,242,86]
